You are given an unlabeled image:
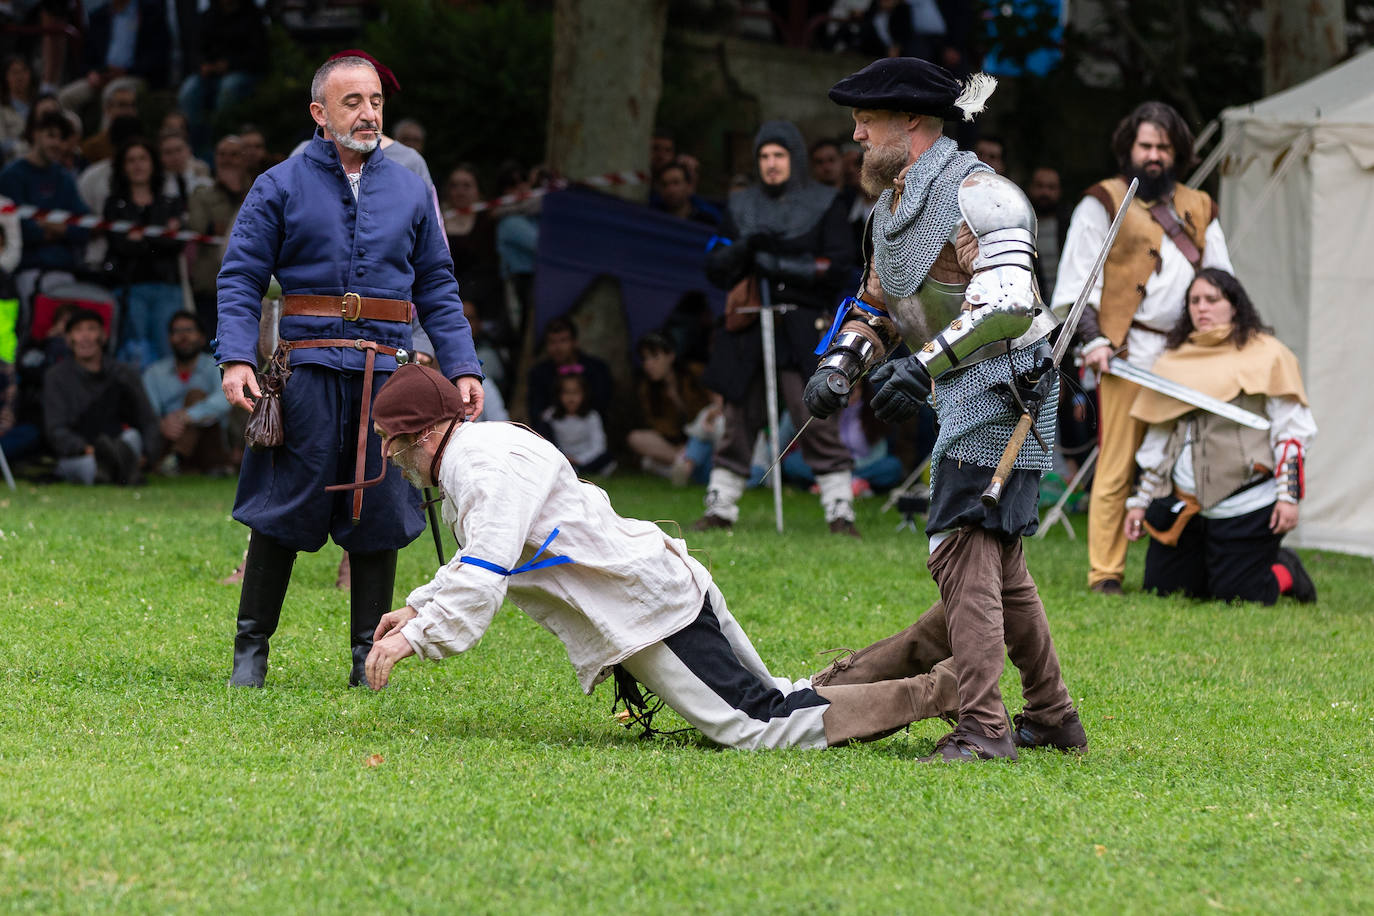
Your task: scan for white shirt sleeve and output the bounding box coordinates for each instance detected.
[1200,219,1233,272]
[1049,195,1109,316]
[1268,395,1317,458]
[401,442,559,661]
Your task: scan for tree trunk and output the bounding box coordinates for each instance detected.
[546,0,669,202]
[1263,0,1347,94]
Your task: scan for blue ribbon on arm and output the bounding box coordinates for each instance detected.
[705,235,732,252]
[813,296,888,356]
[461,527,575,577]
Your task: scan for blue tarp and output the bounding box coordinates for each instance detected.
[532,185,725,348]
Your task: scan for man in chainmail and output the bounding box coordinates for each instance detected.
[803,58,1086,762]
[695,120,860,536]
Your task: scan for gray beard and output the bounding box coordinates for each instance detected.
[329,120,379,154]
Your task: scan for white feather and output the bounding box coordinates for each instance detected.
[954,73,997,121]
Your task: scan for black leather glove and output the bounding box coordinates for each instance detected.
[804,369,850,419]
[869,356,931,423]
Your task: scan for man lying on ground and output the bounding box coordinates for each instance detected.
[356,363,954,750]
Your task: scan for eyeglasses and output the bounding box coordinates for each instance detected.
[383,428,433,461]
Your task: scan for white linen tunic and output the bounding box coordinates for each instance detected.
[400,421,709,693]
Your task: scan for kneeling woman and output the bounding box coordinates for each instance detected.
[1124,268,1317,604]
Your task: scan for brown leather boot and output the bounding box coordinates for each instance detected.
[815,659,959,746]
[811,602,950,687]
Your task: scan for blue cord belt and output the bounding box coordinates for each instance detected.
[461,527,575,576]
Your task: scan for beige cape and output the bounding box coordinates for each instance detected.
[1130,326,1308,424]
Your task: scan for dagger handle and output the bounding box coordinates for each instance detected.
[981,412,1034,508]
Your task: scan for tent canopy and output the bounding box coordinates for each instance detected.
[1218,49,1374,557]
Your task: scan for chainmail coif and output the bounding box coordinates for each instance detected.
[872,136,989,298]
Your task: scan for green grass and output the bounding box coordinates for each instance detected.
[1,475,1371,913]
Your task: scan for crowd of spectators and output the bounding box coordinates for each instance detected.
[0,3,1064,518]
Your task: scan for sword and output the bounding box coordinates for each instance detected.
[1106,358,1270,430]
[758,370,852,483]
[982,178,1139,507]
[424,488,446,565]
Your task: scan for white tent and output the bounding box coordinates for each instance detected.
[1214,50,1374,557]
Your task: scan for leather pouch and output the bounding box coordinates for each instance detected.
[244,346,291,451]
[1143,489,1201,547]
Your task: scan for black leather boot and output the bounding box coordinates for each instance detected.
[347,549,397,687]
[228,531,296,687]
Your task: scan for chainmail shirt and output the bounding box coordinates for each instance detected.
[872,136,989,298]
[929,341,1058,492]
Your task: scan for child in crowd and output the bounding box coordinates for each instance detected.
[627,331,715,485]
[542,370,615,476]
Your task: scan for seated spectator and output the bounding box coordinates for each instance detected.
[76,113,145,214]
[810,137,857,217]
[0,55,36,163]
[542,371,614,477]
[651,162,720,227]
[185,134,247,335]
[443,164,502,321]
[236,124,268,178]
[58,0,168,128]
[526,315,612,426]
[0,109,88,304]
[177,0,268,158]
[76,78,142,165]
[158,128,211,202]
[1124,269,1317,605]
[0,356,40,462]
[860,0,917,58]
[494,160,539,320]
[141,311,231,475]
[102,138,186,366]
[43,307,159,485]
[462,297,508,395]
[973,135,1007,176]
[393,118,425,153]
[627,331,714,485]
[781,380,904,495]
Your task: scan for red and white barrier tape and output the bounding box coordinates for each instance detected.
[441,169,648,217]
[0,168,649,247]
[0,199,225,245]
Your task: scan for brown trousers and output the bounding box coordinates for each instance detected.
[810,601,959,745]
[1088,373,1147,586]
[928,526,1074,738]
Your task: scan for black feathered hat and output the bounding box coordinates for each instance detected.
[828,58,996,122]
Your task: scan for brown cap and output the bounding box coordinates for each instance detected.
[373,364,463,437]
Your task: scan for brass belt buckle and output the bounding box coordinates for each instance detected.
[341,292,363,321]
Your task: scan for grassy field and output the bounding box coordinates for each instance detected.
[1,474,1371,914]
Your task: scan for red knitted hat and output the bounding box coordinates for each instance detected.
[329,48,401,98]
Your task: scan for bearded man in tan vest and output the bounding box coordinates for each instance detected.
[1051,102,1235,594]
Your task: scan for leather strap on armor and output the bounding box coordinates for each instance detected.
[283,294,412,323]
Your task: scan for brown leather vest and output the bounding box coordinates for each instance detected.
[1085,177,1215,347]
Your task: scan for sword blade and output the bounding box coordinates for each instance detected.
[1051,178,1139,367]
[760,415,813,484]
[1106,358,1271,430]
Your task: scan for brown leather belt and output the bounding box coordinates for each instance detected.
[1130,320,1165,334]
[283,293,411,323]
[286,337,403,522]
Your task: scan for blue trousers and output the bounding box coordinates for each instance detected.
[233,365,425,552]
